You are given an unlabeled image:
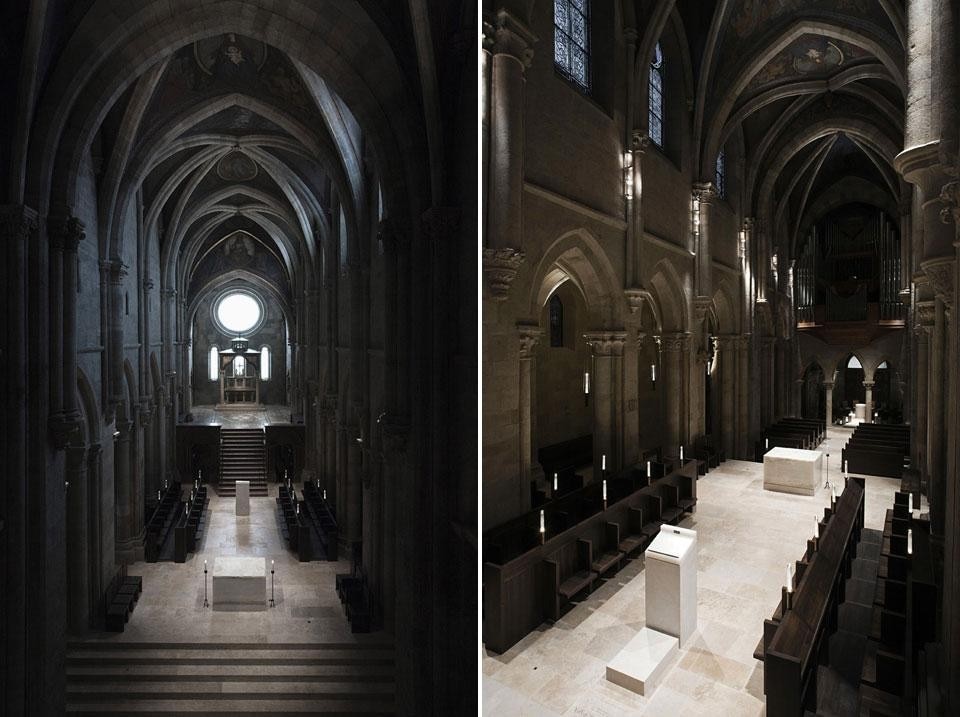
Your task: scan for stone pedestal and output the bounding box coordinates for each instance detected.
[235,480,250,516]
[212,556,266,609]
[605,627,679,696]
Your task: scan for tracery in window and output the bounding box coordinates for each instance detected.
[549,294,564,347]
[554,0,590,91]
[715,150,726,199]
[649,43,664,147]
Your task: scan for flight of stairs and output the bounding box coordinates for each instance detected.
[66,641,395,714]
[218,428,268,497]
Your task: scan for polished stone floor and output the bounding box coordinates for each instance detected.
[85,486,371,646]
[482,426,913,716]
[190,404,293,429]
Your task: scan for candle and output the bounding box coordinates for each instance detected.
[204,560,207,571]
[323,489,327,500]
[602,479,607,501]
[646,461,651,478]
[680,446,684,461]
[602,454,606,471]
[553,472,558,491]
[158,490,161,501]
[843,459,848,474]
[651,364,656,381]
[786,563,793,593]
[584,372,590,394]
[539,509,545,534]
[271,559,275,569]
[907,528,912,555]
[765,438,769,449]
[814,517,819,538]
[909,493,913,512]
[296,503,300,515]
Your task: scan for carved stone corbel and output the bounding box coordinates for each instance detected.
[483,247,525,301]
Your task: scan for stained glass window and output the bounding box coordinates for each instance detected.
[649,43,664,147]
[715,150,726,199]
[554,0,590,92]
[549,294,564,347]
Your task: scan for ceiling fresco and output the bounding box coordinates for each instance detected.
[745,35,870,92]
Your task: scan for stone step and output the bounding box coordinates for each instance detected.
[67,665,394,680]
[67,647,392,663]
[67,681,394,695]
[67,698,394,714]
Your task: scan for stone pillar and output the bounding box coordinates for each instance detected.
[928,296,946,522]
[627,132,651,289]
[737,335,750,458]
[716,336,737,459]
[693,183,717,301]
[485,9,536,251]
[824,381,834,428]
[114,420,136,563]
[106,261,128,409]
[794,378,803,419]
[863,380,875,424]
[65,445,89,632]
[913,314,931,486]
[48,214,85,447]
[517,324,543,506]
[660,333,689,456]
[585,332,628,474]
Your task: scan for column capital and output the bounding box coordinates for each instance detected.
[659,332,691,352]
[823,381,835,391]
[0,204,38,241]
[584,330,628,355]
[939,181,960,226]
[921,256,955,305]
[692,182,718,204]
[631,131,651,154]
[48,212,85,252]
[517,322,543,358]
[742,216,756,230]
[49,412,82,450]
[713,334,739,351]
[624,287,646,314]
[862,381,875,389]
[421,206,461,242]
[485,9,537,67]
[483,247,525,301]
[915,300,935,328]
[379,414,410,458]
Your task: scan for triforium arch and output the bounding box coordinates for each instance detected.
[2,2,474,715]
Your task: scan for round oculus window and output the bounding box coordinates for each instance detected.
[214,291,262,335]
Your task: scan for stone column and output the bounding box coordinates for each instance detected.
[517,324,543,507]
[693,183,717,301]
[627,132,650,290]
[913,315,931,486]
[794,378,803,419]
[737,335,750,458]
[660,333,689,456]
[716,336,737,459]
[65,445,89,632]
[485,9,536,251]
[585,332,628,474]
[48,214,85,447]
[824,381,834,428]
[114,420,136,563]
[863,380,875,424]
[106,261,128,410]
[928,296,946,518]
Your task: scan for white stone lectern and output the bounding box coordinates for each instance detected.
[235,480,250,516]
[645,525,698,646]
[606,526,698,696]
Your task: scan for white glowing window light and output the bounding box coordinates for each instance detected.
[216,292,261,334]
[260,346,271,381]
[208,346,219,381]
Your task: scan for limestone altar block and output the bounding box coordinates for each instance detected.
[645,525,698,647]
[855,403,866,420]
[605,626,679,695]
[763,447,822,496]
[235,480,250,516]
[212,556,265,608]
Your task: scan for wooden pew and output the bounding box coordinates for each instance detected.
[542,538,595,621]
[763,477,865,716]
[617,507,647,557]
[483,460,697,653]
[591,522,624,578]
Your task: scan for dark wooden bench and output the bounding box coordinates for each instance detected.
[543,538,595,621]
[591,522,624,577]
[617,507,647,557]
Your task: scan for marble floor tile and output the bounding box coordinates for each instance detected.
[482,426,901,715]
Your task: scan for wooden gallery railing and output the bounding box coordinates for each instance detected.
[482,459,698,654]
[762,476,865,717]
